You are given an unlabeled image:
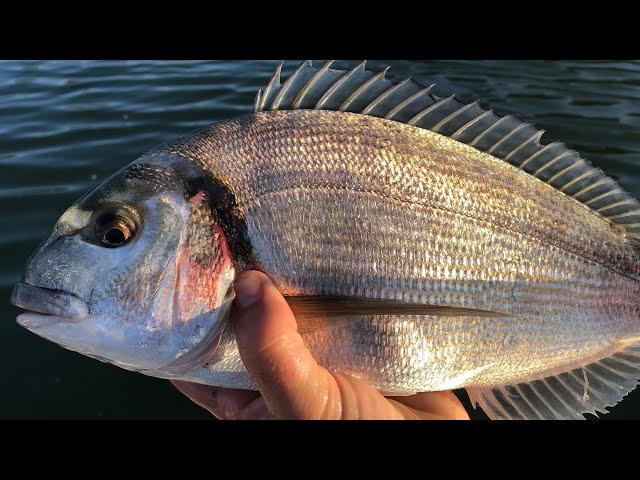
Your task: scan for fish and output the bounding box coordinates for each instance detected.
[11,60,640,420]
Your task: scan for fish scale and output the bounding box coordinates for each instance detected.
[158,110,640,400]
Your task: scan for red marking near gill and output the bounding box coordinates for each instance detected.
[170,247,187,328]
[207,224,233,302]
[189,191,207,205]
[176,225,234,322]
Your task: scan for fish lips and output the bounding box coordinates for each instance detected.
[11,282,89,328]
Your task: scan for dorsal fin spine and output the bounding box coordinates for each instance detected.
[487,122,529,154]
[572,178,610,199]
[361,78,411,115]
[384,85,434,120]
[597,198,638,213]
[432,101,480,132]
[408,95,455,126]
[533,150,574,176]
[588,188,624,206]
[315,61,366,109]
[559,169,598,193]
[609,209,640,220]
[256,63,283,112]
[271,60,310,110]
[292,60,334,109]
[254,89,263,113]
[505,130,544,163]
[339,67,389,112]
[451,109,493,139]
[548,160,583,184]
[519,142,562,170]
[469,115,513,147]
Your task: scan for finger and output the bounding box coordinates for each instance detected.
[231,271,342,419]
[171,380,222,417]
[215,388,272,420]
[388,391,470,420]
[172,381,272,420]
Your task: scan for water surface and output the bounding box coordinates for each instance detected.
[2,60,639,419]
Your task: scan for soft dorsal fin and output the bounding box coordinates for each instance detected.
[254,61,640,241]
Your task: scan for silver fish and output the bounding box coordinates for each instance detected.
[11,61,640,420]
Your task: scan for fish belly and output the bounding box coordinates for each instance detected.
[165,110,640,392]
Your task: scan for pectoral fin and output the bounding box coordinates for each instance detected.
[284,295,509,334]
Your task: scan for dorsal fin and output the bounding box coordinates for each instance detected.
[254,60,640,241]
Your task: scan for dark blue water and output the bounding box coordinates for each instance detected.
[2,60,639,419]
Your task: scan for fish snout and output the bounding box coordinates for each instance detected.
[11,282,89,326]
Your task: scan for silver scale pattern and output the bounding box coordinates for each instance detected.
[161,110,640,394]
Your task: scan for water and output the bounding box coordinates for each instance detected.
[2,60,639,419]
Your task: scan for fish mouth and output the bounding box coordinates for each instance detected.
[11,282,89,329]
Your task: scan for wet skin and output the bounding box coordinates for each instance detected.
[173,270,469,420]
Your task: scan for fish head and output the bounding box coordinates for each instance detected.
[11,157,236,374]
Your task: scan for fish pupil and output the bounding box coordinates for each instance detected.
[95,212,135,248]
[105,227,126,246]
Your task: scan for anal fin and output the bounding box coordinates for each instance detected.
[467,339,640,420]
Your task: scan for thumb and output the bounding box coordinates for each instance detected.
[231,270,340,419]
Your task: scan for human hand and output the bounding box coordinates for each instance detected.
[172,270,470,420]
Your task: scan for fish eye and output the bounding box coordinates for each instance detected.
[95,213,136,248]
